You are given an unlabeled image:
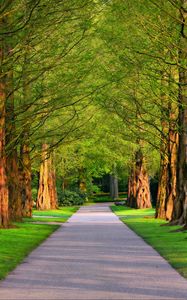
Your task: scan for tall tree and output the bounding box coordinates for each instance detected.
[36,144,58,210]
[110,164,119,199]
[172,0,187,226]
[127,149,152,209]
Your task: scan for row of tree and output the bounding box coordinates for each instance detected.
[0,0,102,227]
[96,0,187,228]
[1,0,187,230]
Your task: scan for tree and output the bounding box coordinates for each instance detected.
[127,149,152,209]
[36,144,58,210]
[171,0,187,227]
[110,164,119,200]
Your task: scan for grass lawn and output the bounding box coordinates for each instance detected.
[0,206,78,280]
[111,205,187,279]
[24,206,79,223]
[0,223,59,279]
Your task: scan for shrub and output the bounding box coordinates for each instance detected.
[58,190,86,206]
[32,188,38,202]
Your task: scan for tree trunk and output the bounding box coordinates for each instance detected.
[37,144,58,210]
[0,82,9,227]
[155,152,168,219]
[62,177,68,192]
[6,69,22,221]
[127,166,136,207]
[7,150,22,221]
[155,61,179,220]
[110,164,118,199]
[155,69,170,219]
[166,127,178,220]
[19,39,33,217]
[20,141,32,217]
[127,150,152,209]
[172,1,187,226]
[36,144,51,210]
[48,153,58,209]
[0,14,9,228]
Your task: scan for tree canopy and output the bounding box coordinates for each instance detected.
[1,0,187,229]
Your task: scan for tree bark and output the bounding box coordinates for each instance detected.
[172,1,187,226]
[36,144,58,210]
[127,166,136,207]
[166,125,178,220]
[127,150,152,209]
[156,73,179,220]
[155,152,168,219]
[48,153,58,209]
[20,140,32,217]
[0,14,9,228]
[110,164,118,199]
[0,81,9,227]
[5,69,22,221]
[7,149,22,221]
[36,144,51,210]
[19,32,33,217]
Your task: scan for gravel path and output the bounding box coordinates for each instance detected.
[1,203,187,299]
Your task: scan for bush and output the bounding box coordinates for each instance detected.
[58,190,86,206]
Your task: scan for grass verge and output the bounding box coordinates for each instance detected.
[0,223,59,279]
[24,206,79,223]
[0,206,78,279]
[111,205,187,279]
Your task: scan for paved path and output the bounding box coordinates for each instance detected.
[1,204,187,299]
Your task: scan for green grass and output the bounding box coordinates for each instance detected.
[111,205,187,279]
[0,223,59,279]
[25,217,68,223]
[24,206,79,223]
[0,206,78,280]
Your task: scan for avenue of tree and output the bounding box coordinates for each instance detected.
[1,0,187,230]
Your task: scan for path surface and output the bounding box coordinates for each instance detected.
[1,204,187,299]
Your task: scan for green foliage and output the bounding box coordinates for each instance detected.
[112,205,187,279]
[31,171,39,202]
[92,195,113,203]
[58,190,86,206]
[31,188,38,203]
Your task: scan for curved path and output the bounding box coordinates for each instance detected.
[1,203,187,299]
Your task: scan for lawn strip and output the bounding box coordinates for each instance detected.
[25,206,79,223]
[0,223,59,280]
[24,217,67,223]
[0,206,79,279]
